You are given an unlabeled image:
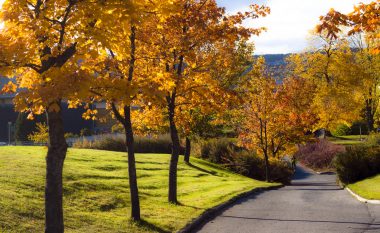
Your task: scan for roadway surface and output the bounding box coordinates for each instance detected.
[196,166,380,233]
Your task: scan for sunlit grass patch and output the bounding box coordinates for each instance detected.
[0,146,278,232]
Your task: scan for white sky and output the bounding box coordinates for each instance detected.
[217,0,373,54]
[0,0,373,54]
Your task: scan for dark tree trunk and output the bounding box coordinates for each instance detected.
[45,102,68,233]
[263,152,270,182]
[167,95,180,204]
[109,25,141,221]
[184,137,191,163]
[365,103,375,132]
[124,106,141,220]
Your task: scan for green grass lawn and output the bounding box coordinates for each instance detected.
[0,146,278,232]
[348,174,380,200]
[328,135,367,145]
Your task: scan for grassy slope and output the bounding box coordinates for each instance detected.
[0,147,278,233]
[328,135,367,145]
[348,174,380,200]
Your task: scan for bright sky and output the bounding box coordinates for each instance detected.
[0,0,373,54]
[217,0,373,54]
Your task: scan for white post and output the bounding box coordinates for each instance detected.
[8,121,11,145]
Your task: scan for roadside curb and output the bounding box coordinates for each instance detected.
[177,184,284,233]
[345,187,380,205]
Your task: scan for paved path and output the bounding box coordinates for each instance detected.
[196,166,380,233]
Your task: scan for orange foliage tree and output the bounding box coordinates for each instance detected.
[0,0,111,231]
[317,1,380,54]
[238,58,317,181]
[152,0,270,203]
[79,1,177,221]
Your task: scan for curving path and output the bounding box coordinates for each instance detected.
[196,166,380,233]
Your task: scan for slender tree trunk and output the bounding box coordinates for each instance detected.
[184,137,191,163]
[109,25,141,220]
[263,152,270,182]
[365,101,375,132]
[45,101,67,233]
[124,106,141,220]
[167,95,180,204]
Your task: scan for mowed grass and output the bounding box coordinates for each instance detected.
[348,174,380,200]
[328,135,367,145]
[0,146,278,232]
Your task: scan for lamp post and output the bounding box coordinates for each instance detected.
[8,121,11,145]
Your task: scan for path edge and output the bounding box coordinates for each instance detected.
[345,186,380,205]
[177,184,284,233]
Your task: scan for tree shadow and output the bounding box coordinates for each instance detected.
[219,215,378,226]
[277,188,342,191]
[186,162,219,176]
[290,182,337,187]
[135,219,170,233]
[177,201,205,210]
[292,166,312,180]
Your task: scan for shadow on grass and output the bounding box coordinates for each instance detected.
[177,201,205,210]
[135,219,170,233]
[186,163,218,176]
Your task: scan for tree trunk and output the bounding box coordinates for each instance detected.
[184,137,191,163]
[365,103,375,132]
[124,106,140,220]
[167,97,180,204]
[45,102,68,233]
[263,152,270,182]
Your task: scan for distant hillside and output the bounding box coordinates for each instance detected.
[254,54,291,82]
[256,54,289,66]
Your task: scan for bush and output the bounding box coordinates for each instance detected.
[365,133,380,146]
[28,123,49,144]
[15,112,46,142]
[198,138,293,184]
[229,151,293,184]
[335,146,380,184]
[134,135,173,154]
[199,138,237,163]
[295,139,345,170]
[73,134,184,154]
[80,128,92,137]
[332,124,351,136]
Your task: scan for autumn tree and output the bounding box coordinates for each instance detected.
[286,35,363,132]
[0,1,114,232]
[292,0,380,132]
[317,1,379,54]
[153,0,269,203]
[238,58,317,181]
[348,34,380,131]
[80,1,176,220]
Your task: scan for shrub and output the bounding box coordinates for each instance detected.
[198,138,293,184]
[229,151,293,184]
[15,112,46,142]
[134,135,173,154]
[295,139,345,170]
[366,133,380,146]
[335,146,380,184]
[91,137,126,152]
[80,128,92,137]
[73,134,183,154]
[332,124,351,136]
[199,138,237,163]
[28,123,49,144]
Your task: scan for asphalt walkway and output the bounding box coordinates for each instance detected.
[196,166,380,233]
